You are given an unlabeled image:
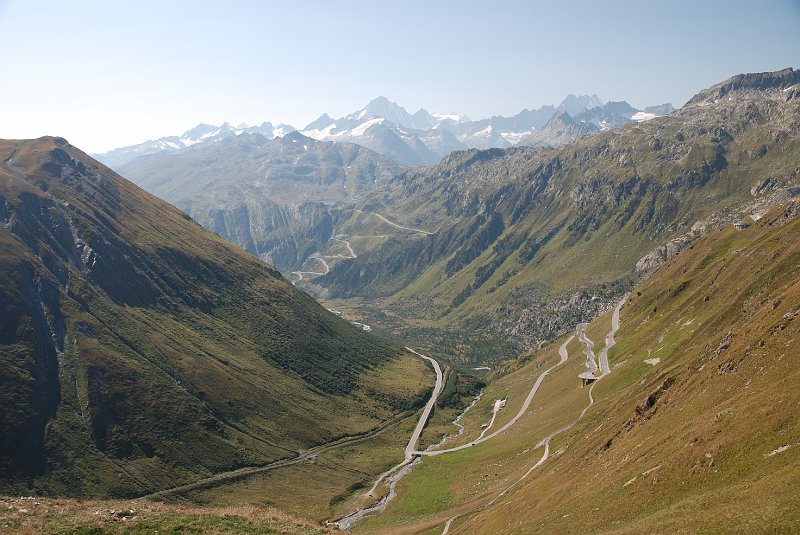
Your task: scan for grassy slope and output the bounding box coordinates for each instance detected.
[357,200,800,534]
[0,137,430,499]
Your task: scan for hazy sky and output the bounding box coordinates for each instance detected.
[1,0,798,153]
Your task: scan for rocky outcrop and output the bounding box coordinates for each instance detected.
[636,236,690,275]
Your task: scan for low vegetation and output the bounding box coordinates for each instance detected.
[0,496,333,534]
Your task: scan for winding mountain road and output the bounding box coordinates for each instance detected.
[414,334,575,456]
[362,348,444,498]
[331,237,357,258]
[290,255,329,283]
[440,296,627,532]
[332,347,444,530]
[136,409,417,501]
[290,212,422,284]
[577,323,597,373]
[488,295,627,506]
[597,299,623,376]
[353,209,435,235]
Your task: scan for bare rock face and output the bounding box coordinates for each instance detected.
[636,236,690,274]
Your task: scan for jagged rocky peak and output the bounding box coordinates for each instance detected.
[347,96,436,130]
[685,67,800,107]
[282,129,311,141]
[181,123,218,139]
[556,94,604,116]
[547,111,578,127]
[305,113,335,130]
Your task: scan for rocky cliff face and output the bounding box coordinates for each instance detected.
[188,198,340,271]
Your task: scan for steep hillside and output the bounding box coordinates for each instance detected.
[355,198,800,534]
[516,110,600,147]
[115,131,403,271]
[0,137,430,498]
[311,68,800,365]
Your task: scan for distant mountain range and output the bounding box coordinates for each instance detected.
[94,95,674,168]
[95,121,295,168]
[299,95,674,165]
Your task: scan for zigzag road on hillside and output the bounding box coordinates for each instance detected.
[330,237,357,259]
[290,255,330,283]
[492,296,626,499]
[466,294,628,535]
[290,210,431,285]
[577,323,598,374]
[445,296,628,533]
[414,334,575,456]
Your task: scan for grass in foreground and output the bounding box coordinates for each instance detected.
[0,496,333,535]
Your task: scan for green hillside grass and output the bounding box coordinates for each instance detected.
[0,137,431,499]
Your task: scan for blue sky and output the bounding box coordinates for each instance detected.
[0,0,798,152]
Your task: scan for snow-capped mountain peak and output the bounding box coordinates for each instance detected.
[345,97,418,128]
[96,94,678,170]
[556,94,605,117]
[93,121,297,168]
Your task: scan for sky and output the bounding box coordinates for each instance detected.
[0,0,798,153]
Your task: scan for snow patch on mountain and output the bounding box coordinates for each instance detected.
[432,112,469,123]
[500,131,533,144]
[349,117,385,137]
[631,111,658,122]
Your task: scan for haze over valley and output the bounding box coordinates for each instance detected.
[1,1,799,534]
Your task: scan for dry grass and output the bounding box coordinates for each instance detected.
[0,496,334,534]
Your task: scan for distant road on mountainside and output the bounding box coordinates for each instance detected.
[353,209,435,235]
[415,334,574,456]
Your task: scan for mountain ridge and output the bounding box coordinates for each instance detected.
[115,130,404,271]
[96,93,674,169]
